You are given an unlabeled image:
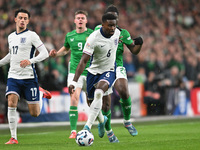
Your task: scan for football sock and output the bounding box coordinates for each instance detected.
[120,96,132,120]
[106,129,113,134]
[102,109,112,131]
[97,110,104,123]
[8,107,17,140]
[86,89,103,129]
[39,91,43,112]
[69,106,78,131]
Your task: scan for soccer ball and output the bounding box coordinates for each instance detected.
[75,130,94,146]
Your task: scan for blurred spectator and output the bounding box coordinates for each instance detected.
[123,51,135,79]
[144,71,163,115]
[0,0,200,92]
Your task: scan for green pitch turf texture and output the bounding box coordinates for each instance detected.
[1,118,200,150]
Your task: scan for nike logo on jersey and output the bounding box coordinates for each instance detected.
[70,38,74,42]
[100,45,105,47]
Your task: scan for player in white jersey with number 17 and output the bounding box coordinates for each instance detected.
[69,13,120,134]
[0,8,49,144]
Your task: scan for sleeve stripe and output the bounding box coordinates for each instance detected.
[83,51,92,56]
[36,44,44,49]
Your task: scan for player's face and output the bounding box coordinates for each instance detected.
[74,14,87,29]
[15,12,29,31]
[102,19,117,37]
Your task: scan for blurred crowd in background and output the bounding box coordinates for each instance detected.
[1,0,200,116]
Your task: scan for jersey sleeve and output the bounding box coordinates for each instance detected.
[121,29,133,46]
[0,53,11,67]
[31,32,44,48]
[29,32,49,64]
[94,24,102,31]
[83,32,96,56]
[64,33,70,48]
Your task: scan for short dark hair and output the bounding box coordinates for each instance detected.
[105,5,119,16]
[15,8,30,18]
[102,13,117,23]
[75,10,88,17]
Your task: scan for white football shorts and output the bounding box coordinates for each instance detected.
[68,73,87,92]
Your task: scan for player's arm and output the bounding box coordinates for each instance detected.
[0,53,11,67]
[20,44,49,68]
[126,37,143,55]
[68,53,90,94]
[49,46,70,57]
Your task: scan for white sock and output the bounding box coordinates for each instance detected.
[8,107,17,140]
[86,89,104,129]
[124,119,131,123]
[39,91,43,112]
[106,129,113,134]
[97,110,104,123]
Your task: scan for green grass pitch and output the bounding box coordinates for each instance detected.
[1,118,200,150]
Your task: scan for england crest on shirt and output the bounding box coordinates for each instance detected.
[20,37,26,44]
[114,38,118,45]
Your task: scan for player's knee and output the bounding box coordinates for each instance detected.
[94,89,104,100]
[30,111,40,117]
[117,87,129,99]
[102,104,110,112]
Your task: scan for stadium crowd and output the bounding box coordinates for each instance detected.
[0,0,200,115]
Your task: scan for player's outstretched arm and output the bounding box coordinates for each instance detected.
[127,36,143,55]
[0,53,11,67]
[68,53,90,94]
[49,46,69,57]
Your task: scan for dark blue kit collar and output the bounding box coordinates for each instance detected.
[15,28,29,35]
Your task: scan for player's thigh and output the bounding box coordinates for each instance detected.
[6,78,22,107]
[97,71,116,92]
[70,87,82,106]
[68,73,86,90]
[28,103,40,117]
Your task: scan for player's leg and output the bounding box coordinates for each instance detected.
[5,94,19,144]
[84,71,115,135]
[102,94,119,143]
[84,72,110,131]
[5,78,22,144]
[68,74,86,138]
[24,79,42,117]
[114,78,138,136]
[69,87,81,138]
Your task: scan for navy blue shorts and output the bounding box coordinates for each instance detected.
[6,78,39,104]
[87,71,116,99]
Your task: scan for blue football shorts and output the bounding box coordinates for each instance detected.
[87,71,116,100]
[6,78,40,104]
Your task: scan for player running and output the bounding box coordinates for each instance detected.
[0,8,49,144]
[69,13,120,135]
[49,10,93,139]
[94,5,143,143]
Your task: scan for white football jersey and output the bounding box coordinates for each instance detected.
[7,29,48,79]
[83,28,120,75]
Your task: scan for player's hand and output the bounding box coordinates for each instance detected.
[133,37,143,45]
[20,60,31,68]
[49,49,57,57]
[68,81,77,95]
[119,36,123,43]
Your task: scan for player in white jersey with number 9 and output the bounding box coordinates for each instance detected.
[0,8,49,144]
